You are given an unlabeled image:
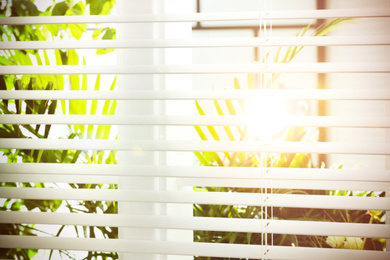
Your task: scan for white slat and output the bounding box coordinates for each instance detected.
[1,163,389,182]
[0,173,386,190]
[1,139,389,155]
[0,187,389,210]
[2,63,390,75]
[1,89,389,100]
[0,236,388,260]
[1,114,389,128]
[1,36,389,50]
[0,8,388,25]
[0,211,388,238]
[177,178,388,191]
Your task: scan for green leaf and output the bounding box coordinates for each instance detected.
[14,80,22,114]
[225,99,242,135]
[15,50,33,65]
[200,151,223,166]
[72,1,85,15]
[36,150,44,163]
[87,75,101,138]
[43,49,50,65]
[212,100,233,161]
[100,0,115,15]
[51,1,69,16]
[238,152,246,163]
[195,100,221,141]
[89,0,115,15]
[101,100,116,139]
[54,50,65,113]
[35,52,43,66]
[98,150,105,164]
[213,100,234,141]
[46,24,59,37]
[12,0,39,16]
[27,249,39,259]
[81,58,87,97]
[289,153,311,168]
[96,47,116,55]
[202,151,213,165]
[229,232,238,244]
[44,100,57,138]
[95,77,116,139]
[210,152,223,166]
[314,18,354,37]
[68,49,86,134]
[69,24,87,40]
[95,104,111,139]
[0,56,14,66]
[102,28,116,40]
[50,199,63,211]
[109,76,117,91]
[96,48,114,56]
[225,100,236,116]
[71,150,82,163]
[95,28,116,54]
[299,23,312,37]
[194,152,209,166]
[196,100,232,162]
[207,126,220,141]
[90,75,101,115]
[65,2,87,40]
[233,77,240,90]
[273,46,282,63]
[0,75,8,106]
[105,151,117,164]
[195,100,205,116]
[92,28,105,40]
[194,126,207,141]
[68,49,80,109]
[246,230,253,245]
[25,78,34,115]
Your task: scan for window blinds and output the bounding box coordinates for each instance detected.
[1,0,390,260]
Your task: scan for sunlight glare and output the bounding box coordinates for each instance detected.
[245,95,287,140]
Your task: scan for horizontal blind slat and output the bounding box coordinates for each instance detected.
[1,139,388,155]
[0,236,388,260]
[0,235,261,259]
[1,36,389,50]
[1,187,388,210]
[0,8,388,25]
[1,89,389,100]
[0,174,385,190]
[0,211,388,238]
[0,174,118,184]
[1,115,389,127]
[2,163,388,181]
[2,63,390,75]
[177,178,388,191]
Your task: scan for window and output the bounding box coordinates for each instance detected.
[0,0,389,259]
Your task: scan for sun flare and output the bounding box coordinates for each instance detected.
[245,95,287,140]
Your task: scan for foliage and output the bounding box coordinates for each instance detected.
[192,19,385,260]
[0,0,117,259]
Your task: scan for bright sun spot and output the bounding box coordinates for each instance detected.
[245,95,287,140]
